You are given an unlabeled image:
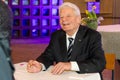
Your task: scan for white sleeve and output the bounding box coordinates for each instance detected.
[40,63,46,71]
[70,61,80,71]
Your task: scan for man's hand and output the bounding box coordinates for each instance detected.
[27,60,42,73]
[51,62,71,75]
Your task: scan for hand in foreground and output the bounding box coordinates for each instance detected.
[27,60,42,73]
[51,62,71,75]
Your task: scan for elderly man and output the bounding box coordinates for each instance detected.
[27,2,106,79]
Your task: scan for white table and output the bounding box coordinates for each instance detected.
[97,24,120,59]
[14,62,101,80]
[97,24,120,32]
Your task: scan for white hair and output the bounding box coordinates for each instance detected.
[59,2,81,16]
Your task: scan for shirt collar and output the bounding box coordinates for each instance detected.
[66,29,78,39]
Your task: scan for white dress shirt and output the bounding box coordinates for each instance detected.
[66,30,80,71]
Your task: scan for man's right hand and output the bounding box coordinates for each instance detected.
[27,60,42,73]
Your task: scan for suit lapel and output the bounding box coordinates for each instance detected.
[71,26,87,60]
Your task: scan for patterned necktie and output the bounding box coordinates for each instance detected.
[67,38,74,61]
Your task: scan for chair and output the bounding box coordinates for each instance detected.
[105,53,116,80]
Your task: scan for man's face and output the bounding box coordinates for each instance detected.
[59,6,81,33]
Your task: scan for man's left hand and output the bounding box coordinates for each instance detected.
[51,62,71,75]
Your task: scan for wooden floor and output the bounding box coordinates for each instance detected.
[11,42,120,80]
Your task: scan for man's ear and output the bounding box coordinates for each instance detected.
[77,16,81,24]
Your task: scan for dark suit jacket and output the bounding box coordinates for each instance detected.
[37,25,106,74]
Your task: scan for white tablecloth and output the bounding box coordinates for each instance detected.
[97,24,120,59]
[14,62,101,80]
